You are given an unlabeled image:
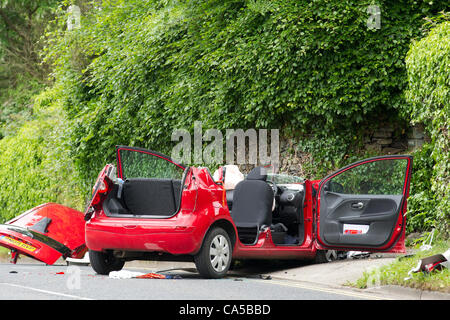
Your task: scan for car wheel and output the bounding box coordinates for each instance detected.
[89,250,125,275]
[194,227,232,279]
[314,250,338,264]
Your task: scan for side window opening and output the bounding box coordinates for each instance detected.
[325,159,408,196]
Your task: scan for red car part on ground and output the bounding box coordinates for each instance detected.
[0,203,87,265]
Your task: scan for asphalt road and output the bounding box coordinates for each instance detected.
[0,262,372,301]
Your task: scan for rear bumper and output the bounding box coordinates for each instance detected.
[85,222,202,255]
[0,225,68,264]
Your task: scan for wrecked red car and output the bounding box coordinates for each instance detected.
[0,145,413,279]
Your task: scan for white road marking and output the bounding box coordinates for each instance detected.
[250,279,391,300]
[0,282,93,300]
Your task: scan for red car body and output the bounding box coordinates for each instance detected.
[0,203,87,264]
[0,145,413,278]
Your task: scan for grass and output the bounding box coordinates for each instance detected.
[353,240,450,293]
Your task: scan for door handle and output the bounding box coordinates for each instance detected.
[351,202,364,209]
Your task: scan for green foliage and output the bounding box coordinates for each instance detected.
[0,0,58,82]
[0,0,59,139]
[0,76,43,138]
[328,158,408,195]
[43,0,445,185]
[119,149,184,179]
[405,20,450,236]
[354,240,450,292]
[295,129,370,178]
[0,88,86,223]
[405,144,438,233]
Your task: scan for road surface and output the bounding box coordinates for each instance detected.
[0,262,378,300]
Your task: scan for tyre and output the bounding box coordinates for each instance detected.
[314,250,338,264]
[89,250,125,275]
[194,227,232,279]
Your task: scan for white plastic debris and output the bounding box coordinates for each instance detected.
[404,248,449,281]
[66,251,90,265]
[419,229,434,251]
[109,270,145,279]
[347,251,370,259]
[441,249,450,269]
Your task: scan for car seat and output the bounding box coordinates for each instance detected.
[231,167,274,245]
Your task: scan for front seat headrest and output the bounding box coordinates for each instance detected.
[246,167,267,181]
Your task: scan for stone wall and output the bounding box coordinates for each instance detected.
[235,123,427,177]
[364,123,427,154]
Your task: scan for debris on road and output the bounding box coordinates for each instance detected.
[164,274,182,279]
[109,270,145,279]
[108,269,179,279]
[404,249,450,280]
[347,251,370,259]
[135,273,166,279]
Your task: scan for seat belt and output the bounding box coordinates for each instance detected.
[117,178,125,199]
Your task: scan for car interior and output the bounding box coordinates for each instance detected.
[103,163,306,247]
[103,178,183,217]
[222,166,305,246]
[104,145,306,246]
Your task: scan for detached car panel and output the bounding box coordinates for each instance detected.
[0,203,87,264]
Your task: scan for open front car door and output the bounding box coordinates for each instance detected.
[315,155,413,253]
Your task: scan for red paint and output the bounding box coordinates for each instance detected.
[0,203,87,265]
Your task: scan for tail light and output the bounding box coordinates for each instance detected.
[90,176,111,207]
[84,164,116,221]
[85,176,112,220]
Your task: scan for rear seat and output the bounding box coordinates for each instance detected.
[105,178,182,216]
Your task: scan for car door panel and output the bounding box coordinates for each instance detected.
[316,155,412,251]
[321,195,400,246]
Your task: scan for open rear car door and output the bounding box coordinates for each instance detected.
[0,203,87,264]
[315,155,413,253]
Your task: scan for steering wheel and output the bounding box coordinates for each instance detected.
[266,180,278,196]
